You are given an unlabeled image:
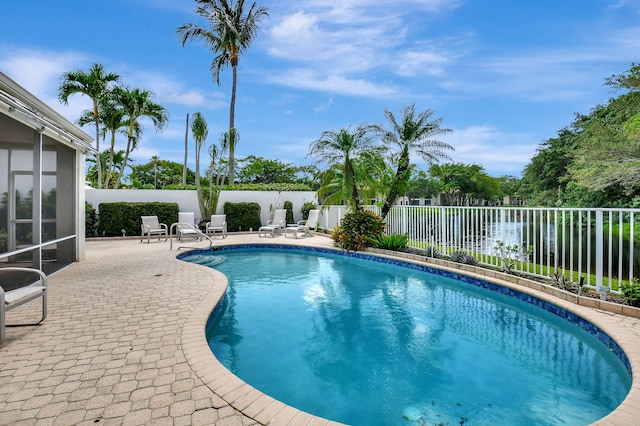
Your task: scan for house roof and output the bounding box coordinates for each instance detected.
[0,72,94,153]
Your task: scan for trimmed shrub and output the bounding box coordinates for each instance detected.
[332,210,385,251]
[284,200,294,225]
[85,202,98,237]
[224,202,262,232]
[98,202,179,237]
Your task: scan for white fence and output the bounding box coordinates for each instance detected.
[321,205,640,293]
[84,193,639,292]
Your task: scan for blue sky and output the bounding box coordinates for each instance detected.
[1,0,639,177]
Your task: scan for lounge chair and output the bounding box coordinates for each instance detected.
[177,212,200,242]
[285,209,320,238]
[0,267,47,342]
[299,209,320,235]
[258,209,287,238]
[269,209,287,230]
[206,214,227,238]
[141,215,168,243]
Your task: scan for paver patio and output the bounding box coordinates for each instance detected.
[1,234,640,425]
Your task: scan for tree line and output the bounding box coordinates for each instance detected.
[520,63,640,208]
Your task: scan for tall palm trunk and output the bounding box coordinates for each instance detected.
[93,103,102,189]
[381,150,410,218]
[228,62,238,185]
[183,113,189,185]
[114,132,133,189]
[195,143,205,218]
[348,164,362,211]
[104,132,116,188]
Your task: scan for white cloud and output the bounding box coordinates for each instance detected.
[0,45,93,120]
[438,125,539,176]
[395,50,453,77]
[262,1,467,97]
[267,69,398,97]
[453,24,640,103]
[267,11,400,75]
[125,71,226,109]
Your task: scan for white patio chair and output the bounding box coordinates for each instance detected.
[140,215,168,243]
[0,267,47,342]
[206,214,227,238]
[259,209,287,237]
[296,209,320,236]
[177,212,200,242]
[267,209,287,232]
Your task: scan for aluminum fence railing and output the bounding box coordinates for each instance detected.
[321,205,640,293]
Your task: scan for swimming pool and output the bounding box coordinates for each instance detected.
[181,246,631,425]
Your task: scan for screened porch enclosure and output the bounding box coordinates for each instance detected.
[0,72,92,276]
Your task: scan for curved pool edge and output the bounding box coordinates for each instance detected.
[177,240,640,426]
[176,243,339,426]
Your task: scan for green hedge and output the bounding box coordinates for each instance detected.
[284,201,294,225]
[224,202,262,232]
[85,202,98,237]
[98,202,179,237]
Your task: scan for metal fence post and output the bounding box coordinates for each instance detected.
[596,209,604,290]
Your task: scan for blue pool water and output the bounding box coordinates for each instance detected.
[183,247,631,426]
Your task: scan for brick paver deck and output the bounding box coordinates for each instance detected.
[1,234,640,425]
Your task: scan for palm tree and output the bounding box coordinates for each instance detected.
[85,149,131,188]
[177,0,269,185]
[58,63,120,189]
[353,151,394,205]
[78,99,140,189]
[378,104,454,218]
[111,86,169,188]
[307,125,381,211]
[191,112,209,217]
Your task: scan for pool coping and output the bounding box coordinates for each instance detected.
[177,241,640,426]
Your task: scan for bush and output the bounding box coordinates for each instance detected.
[85,202,98,237]
[332,210,385,251]
[301,202,317,220]
[98,202,179,237]
[224,202,262,232]
[369,233,408,251]
[622,278,640,307]
[284,201,294,225]
[451,251,479,266]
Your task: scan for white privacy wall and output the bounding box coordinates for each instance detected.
[85,189,318,224]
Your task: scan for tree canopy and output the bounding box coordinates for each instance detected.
[130,158,196,189]
[521,63,640,207]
